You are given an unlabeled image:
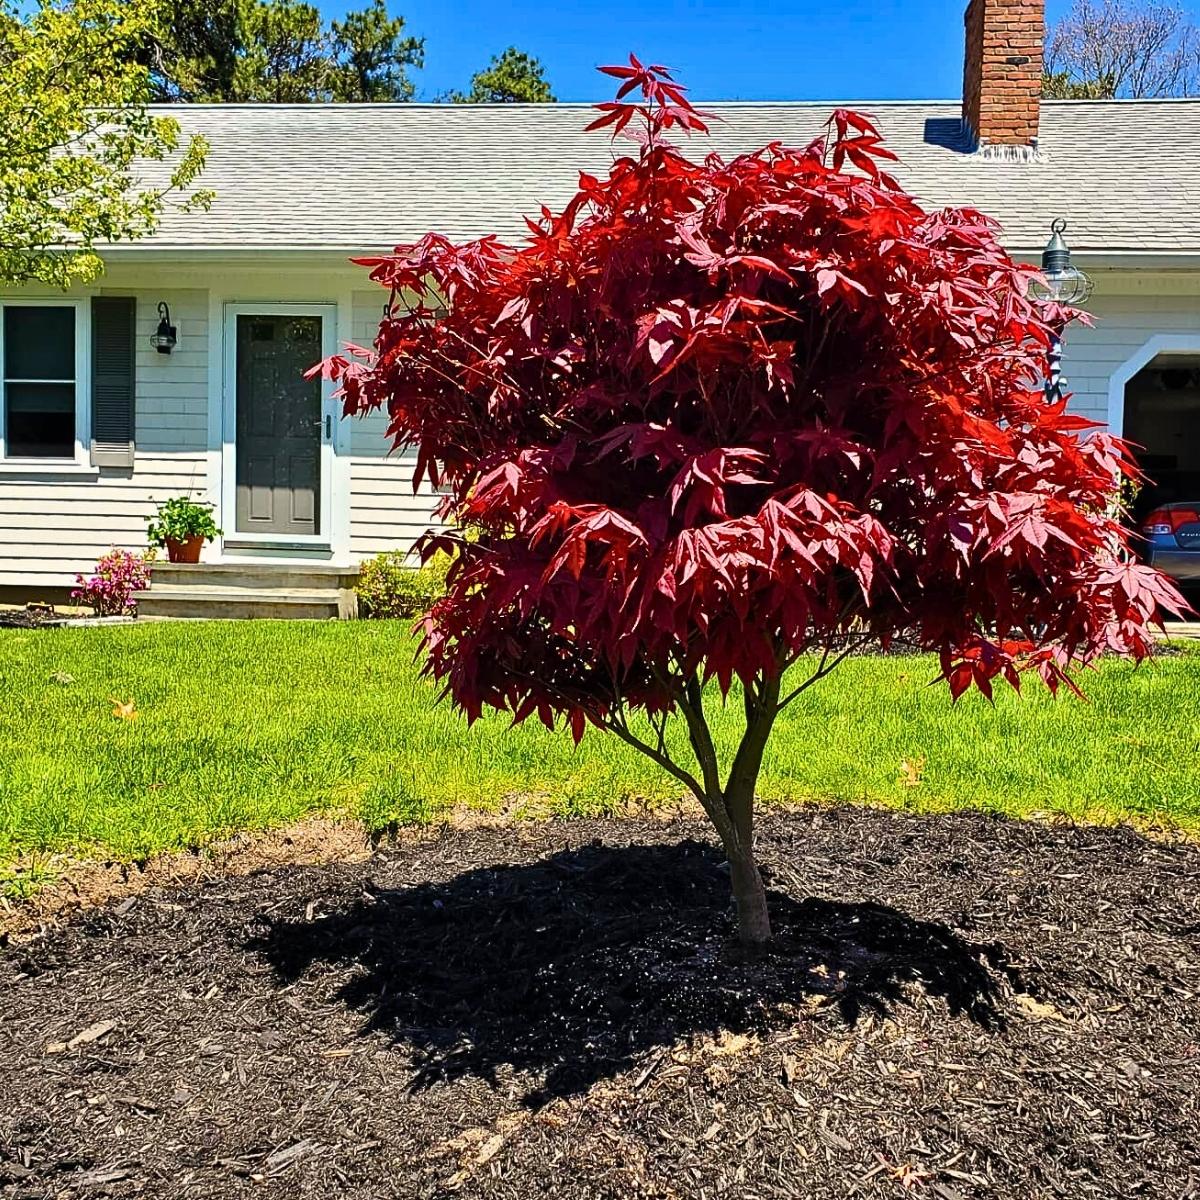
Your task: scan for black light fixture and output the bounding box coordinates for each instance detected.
[1028,220,1094,402]
[150,302,177,354]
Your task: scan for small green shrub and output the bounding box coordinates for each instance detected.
[146,497,222,547]
[356,549,449,619]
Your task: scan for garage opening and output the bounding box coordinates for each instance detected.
[1122,357,1200,526]
[1121,355,1200,590]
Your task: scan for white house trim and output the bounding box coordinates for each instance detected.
[205,289,223,515]
[1106,333,1200,437]
[331,285,355,564]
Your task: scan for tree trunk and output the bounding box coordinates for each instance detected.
[667,671,781,948]
[719,675,780,948]
[727,838,772,947]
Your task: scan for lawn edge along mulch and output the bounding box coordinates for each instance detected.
[0,818,373,944]
[4,798,1196,945]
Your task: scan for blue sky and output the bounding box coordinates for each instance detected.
[320,0,1091,103]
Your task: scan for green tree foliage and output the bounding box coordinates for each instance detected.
[1041,70,1117,97]
[330,0,424,102]
[0,0,210,288]
[450,47,555,103]
[147,0,424,102]
[234,0,328,102]
[147,0,241,100]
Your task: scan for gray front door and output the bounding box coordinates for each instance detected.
[235,314,323,537]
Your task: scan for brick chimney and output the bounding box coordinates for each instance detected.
[962,0,1045,157]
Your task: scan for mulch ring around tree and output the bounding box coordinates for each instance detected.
[2,809,1198,1200]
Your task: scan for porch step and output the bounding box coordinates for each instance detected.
[149,562,359,591]
[140,563,359,620]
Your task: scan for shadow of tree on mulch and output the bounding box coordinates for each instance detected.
[253,840,1004,1105]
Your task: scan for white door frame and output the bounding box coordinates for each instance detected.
[220,302,339,549]
[1107,333,1200,437]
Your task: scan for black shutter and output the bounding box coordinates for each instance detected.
[90,296,136,468]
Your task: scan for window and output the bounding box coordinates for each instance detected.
[1,302,84,461]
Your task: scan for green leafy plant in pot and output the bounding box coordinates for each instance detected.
[147,497,222,564]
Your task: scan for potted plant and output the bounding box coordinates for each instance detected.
[147,497,222,564]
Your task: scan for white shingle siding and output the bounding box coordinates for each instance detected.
[0,288,210,588]
[0,454,208,588]
[132,290,209,452]
[347,289,444,560]
[0,277,439,590]
[1063,287,1200,429]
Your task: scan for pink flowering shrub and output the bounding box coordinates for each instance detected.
[71,549,151,616]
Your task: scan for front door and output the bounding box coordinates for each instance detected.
[234,313,324,537]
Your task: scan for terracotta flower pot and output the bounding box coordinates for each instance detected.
[165,535,204,564]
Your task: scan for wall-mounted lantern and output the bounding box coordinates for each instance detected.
[149,302,177,354]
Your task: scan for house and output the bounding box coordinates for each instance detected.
[2,0,1198,615]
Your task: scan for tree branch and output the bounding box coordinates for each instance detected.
[602,708,707,805]
[777,635,870,710]
[678,676,725,796]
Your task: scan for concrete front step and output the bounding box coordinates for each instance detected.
[144,580,348,599]
[139,587,350,621]
[142,563,360,620]
[149,562,359,592]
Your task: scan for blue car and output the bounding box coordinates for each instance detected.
[1141,503,1200,585]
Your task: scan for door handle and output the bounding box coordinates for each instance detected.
[325,414,332,440]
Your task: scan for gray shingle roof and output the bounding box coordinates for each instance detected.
[133,99,1200,255]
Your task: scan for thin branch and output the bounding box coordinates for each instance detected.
[602,710,707,804]
[779,593,865,676]
[679,676,724,795]
[650,708,669,759]
[777,635,870,710]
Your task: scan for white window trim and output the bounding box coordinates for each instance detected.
[0,297,91,473]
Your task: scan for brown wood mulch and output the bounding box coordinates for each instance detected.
[1,807,1198,1200]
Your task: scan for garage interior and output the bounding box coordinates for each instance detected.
[1121,357,1200,529]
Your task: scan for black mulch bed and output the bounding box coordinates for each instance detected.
[0,606,59,630]
[2,809,1199,1200]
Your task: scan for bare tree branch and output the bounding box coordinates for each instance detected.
[1045,0,1200,98]
[777,636,871,711]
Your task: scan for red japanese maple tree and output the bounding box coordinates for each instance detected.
[322,59,1186,945]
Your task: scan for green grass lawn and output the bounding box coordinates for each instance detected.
[0,620,1198,868]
